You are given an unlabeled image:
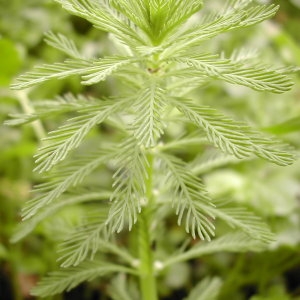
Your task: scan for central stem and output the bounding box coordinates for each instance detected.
[138,153,158,300]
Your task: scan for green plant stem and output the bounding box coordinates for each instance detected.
[8,259,22,300]
[15,90,46,140]
[138,153,158,300]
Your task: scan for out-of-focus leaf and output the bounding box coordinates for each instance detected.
[250,285,291,300]
[263,116,300,135]
[0,244,8,259]
[0,38,21,86]
[185,277,222,300]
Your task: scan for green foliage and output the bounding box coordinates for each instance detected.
[11,191,111,243]
[31,260,138,296]
[158,152,215,240]
[162,231,271,268]
[23,149,114,219]
[7,0,299,299]
[106,137,149,232]
[0,38,22,86]
[185,277,222,300]
[169,54,292,93]
[172,98,294,165]
[108,274,138,300]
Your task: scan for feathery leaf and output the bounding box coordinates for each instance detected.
[173,98,295,166]
[185,277,223,300]
[44,31,84,59]
[23,150,114,220]
[57,209,108,267]
[191,149,243,175]
[249,133,295,166]
[158,152,215,240]
[81,57,136,85]
[5,93,98,126]
[163,231,268,268]
[58,211,135,267]
[131,82,166,147]
[54,0,147,46]
[11,57,135,90]
[34,100,125,173]
[110,0,149,33]
[31,260,137,297]
[112,0,203,42]
[161,0,203,35]
[172,98,252,158]
[218,208,274,241]
[206,201,275,243]
[11,59,93,90]
[106,137,149,233]
[11,192,111,242]
[162,3,279,56]
[169,54,293,93]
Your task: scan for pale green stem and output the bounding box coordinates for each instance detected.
[138,153,158,300]
[15,90,46,140]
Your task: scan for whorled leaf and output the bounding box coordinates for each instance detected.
[44,31,84,59]
[34,99,126,173]
[106,137,149,233]
[54,0,147,46]
[11,57,136,90]
[58,206,136,268]
[22,150,114,220]
[169,54,293,93]
[172,98,295,166]
[158,152,215,240]
[162,2,279,56]
[131,82,166,147]
[190,149,243,175]
[205,200,275,243]
[31,260,137,297]
[5,93,98,126]
[57,209,109,267]
[172,98,253,158]
[11,192,111,242]
[162,231,269,268]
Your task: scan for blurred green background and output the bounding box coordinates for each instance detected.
[0,0,300,299]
